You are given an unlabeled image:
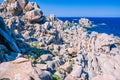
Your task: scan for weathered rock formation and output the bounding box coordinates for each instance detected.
[0,17,20,52]
[79,18,92,27]
[0,0,120,80]
[0,58,52,80]
[0,0,44,23]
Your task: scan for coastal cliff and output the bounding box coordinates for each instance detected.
[0,0,120,80]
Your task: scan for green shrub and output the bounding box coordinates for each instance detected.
[52,74,61,80]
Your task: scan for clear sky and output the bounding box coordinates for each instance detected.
[0,0,120,17]
[31,0,120,17]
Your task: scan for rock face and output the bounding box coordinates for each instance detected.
[0,17,20,52]
[70,65,82,78]
[0,58,52,80]
[0,0,120,80]
[0,58,39,80]
[25,8,43,23]
[25,2,34,11]
[18,0,29,9]
[92,74,116,80]
[0,0,44,22]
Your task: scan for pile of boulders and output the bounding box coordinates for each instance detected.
[0,0,120,80]
[0,0,43,23]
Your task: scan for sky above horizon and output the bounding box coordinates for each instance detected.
[31,0,120,17]
[0,0,120,17]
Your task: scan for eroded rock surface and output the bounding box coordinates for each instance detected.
[79,18,92,27]
[0,0,120,80]
[0,58,52,80]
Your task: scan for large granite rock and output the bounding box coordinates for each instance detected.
[24,2,34,11]
[25,8,43,23]
[18,0,29,9]
[6,1,23,16]
[0,58,52,80]
[0,58,40,80]
[92,74,116,80]
[0,17,20,52]
[60,62,72,73]
[70,65,83,78]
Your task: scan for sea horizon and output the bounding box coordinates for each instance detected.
[58,17,120,37]
[57,16,120,18]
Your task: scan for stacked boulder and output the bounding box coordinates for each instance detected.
[0,0,120,80]
[0,0,43,23]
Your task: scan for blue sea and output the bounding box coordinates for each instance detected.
[58,17,120,37]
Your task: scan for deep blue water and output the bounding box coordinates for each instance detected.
[58,17,120,37]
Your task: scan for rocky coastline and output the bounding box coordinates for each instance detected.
[0,0,120,80]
